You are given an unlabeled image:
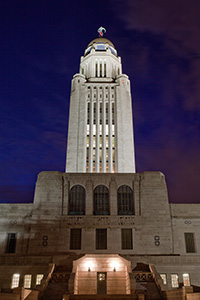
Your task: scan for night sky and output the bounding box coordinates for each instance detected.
[1,0,200,204]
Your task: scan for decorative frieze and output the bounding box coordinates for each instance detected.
[65,216,135,227]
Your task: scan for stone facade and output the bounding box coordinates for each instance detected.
[1,171,200,292]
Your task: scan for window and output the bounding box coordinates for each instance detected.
[96,229,107,250]
[95,62,98,77]
[112,103,115,125]
[69,185,85,215]
[24,274,32,289]
[171,274,179,288]
[100,62,102,77]
[94,185,109,215]
[36,274,44,285]
[93,103,96,124]
[121,229,133,249]
[118,185,134,215]
[160,274,167,285]
[184,233,195,253]
[70,229,81,250]
[106,103,108,124]
[11,274,20,289]
[183,273,190,286]
[6,233,17,253]
[87,102,90,124]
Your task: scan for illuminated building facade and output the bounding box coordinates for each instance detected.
[0,31,200,299]
[66,37,135,173]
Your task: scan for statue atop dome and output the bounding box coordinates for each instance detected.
[98,26,106,37]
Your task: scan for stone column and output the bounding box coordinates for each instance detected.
[85,180,93,215]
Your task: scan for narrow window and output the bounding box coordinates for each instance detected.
[70,229,81,250]
[112,137,115,148]
[36,274,44,285]
[87,124,90,135]
[106,136,109,148]
[106,124,108,135]
[121,229,133,249]
[96,229,107,250]
[106,103,108,124]
[93,148,96,172]
[69,185,85,215]
[94,185,109,215]
[118,185,134,215]
[100,103,102,125]
[95,62,98,77]
[86,147,89,172]
[100,62,102,77]
[171,274,179,288]
[93,136,96,148]
[183,273,190,286]
[99,148,102,172]
[184,233,195,253]
[24,274,32,289]
[11,274,20,289]
[99,136,102,148]
[160,274,167,285]
[93,102,96,124]
[112,103,115,124]
[93,124,96,135]
[6,233,17,253]
[104,63,106,77]
[87,102,90,124]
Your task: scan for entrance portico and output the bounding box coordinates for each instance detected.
[69,254,133,295]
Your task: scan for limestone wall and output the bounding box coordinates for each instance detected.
[170,204,200,255]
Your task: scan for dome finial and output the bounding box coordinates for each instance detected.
[98,26,106,37]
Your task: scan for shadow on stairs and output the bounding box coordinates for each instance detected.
[42,282,68,300]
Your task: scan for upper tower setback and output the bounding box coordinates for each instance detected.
[66,31,135,173]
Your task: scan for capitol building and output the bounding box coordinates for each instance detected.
[0,30,200,300]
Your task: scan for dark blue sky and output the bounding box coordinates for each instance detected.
[1,0,200,203]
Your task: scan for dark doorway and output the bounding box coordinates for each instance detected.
[97,272,107,294]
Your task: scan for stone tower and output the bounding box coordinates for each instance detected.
[66,35,135,173]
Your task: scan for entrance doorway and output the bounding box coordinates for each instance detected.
[97,272,107,294]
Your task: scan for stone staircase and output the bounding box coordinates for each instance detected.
[41,262,163,300]
[42,282,68,300]
[133,263,163,300]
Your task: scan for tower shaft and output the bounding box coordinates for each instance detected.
[66,38,135,173]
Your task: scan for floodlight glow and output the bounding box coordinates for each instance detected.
[111,260,120,272]
[84,260,95,272]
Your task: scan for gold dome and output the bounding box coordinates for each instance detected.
[87,37,115,49]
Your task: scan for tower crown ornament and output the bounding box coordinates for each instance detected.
[98,26,106,37]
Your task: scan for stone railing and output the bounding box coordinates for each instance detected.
[133,272,153,282]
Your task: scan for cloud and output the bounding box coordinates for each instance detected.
[136,130,200,203]
[113,0,200,51]
[112,0,200,113]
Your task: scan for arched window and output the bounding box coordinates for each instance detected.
[118,185,134,215]
[94,185,109,215]
[69,185,85,215]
